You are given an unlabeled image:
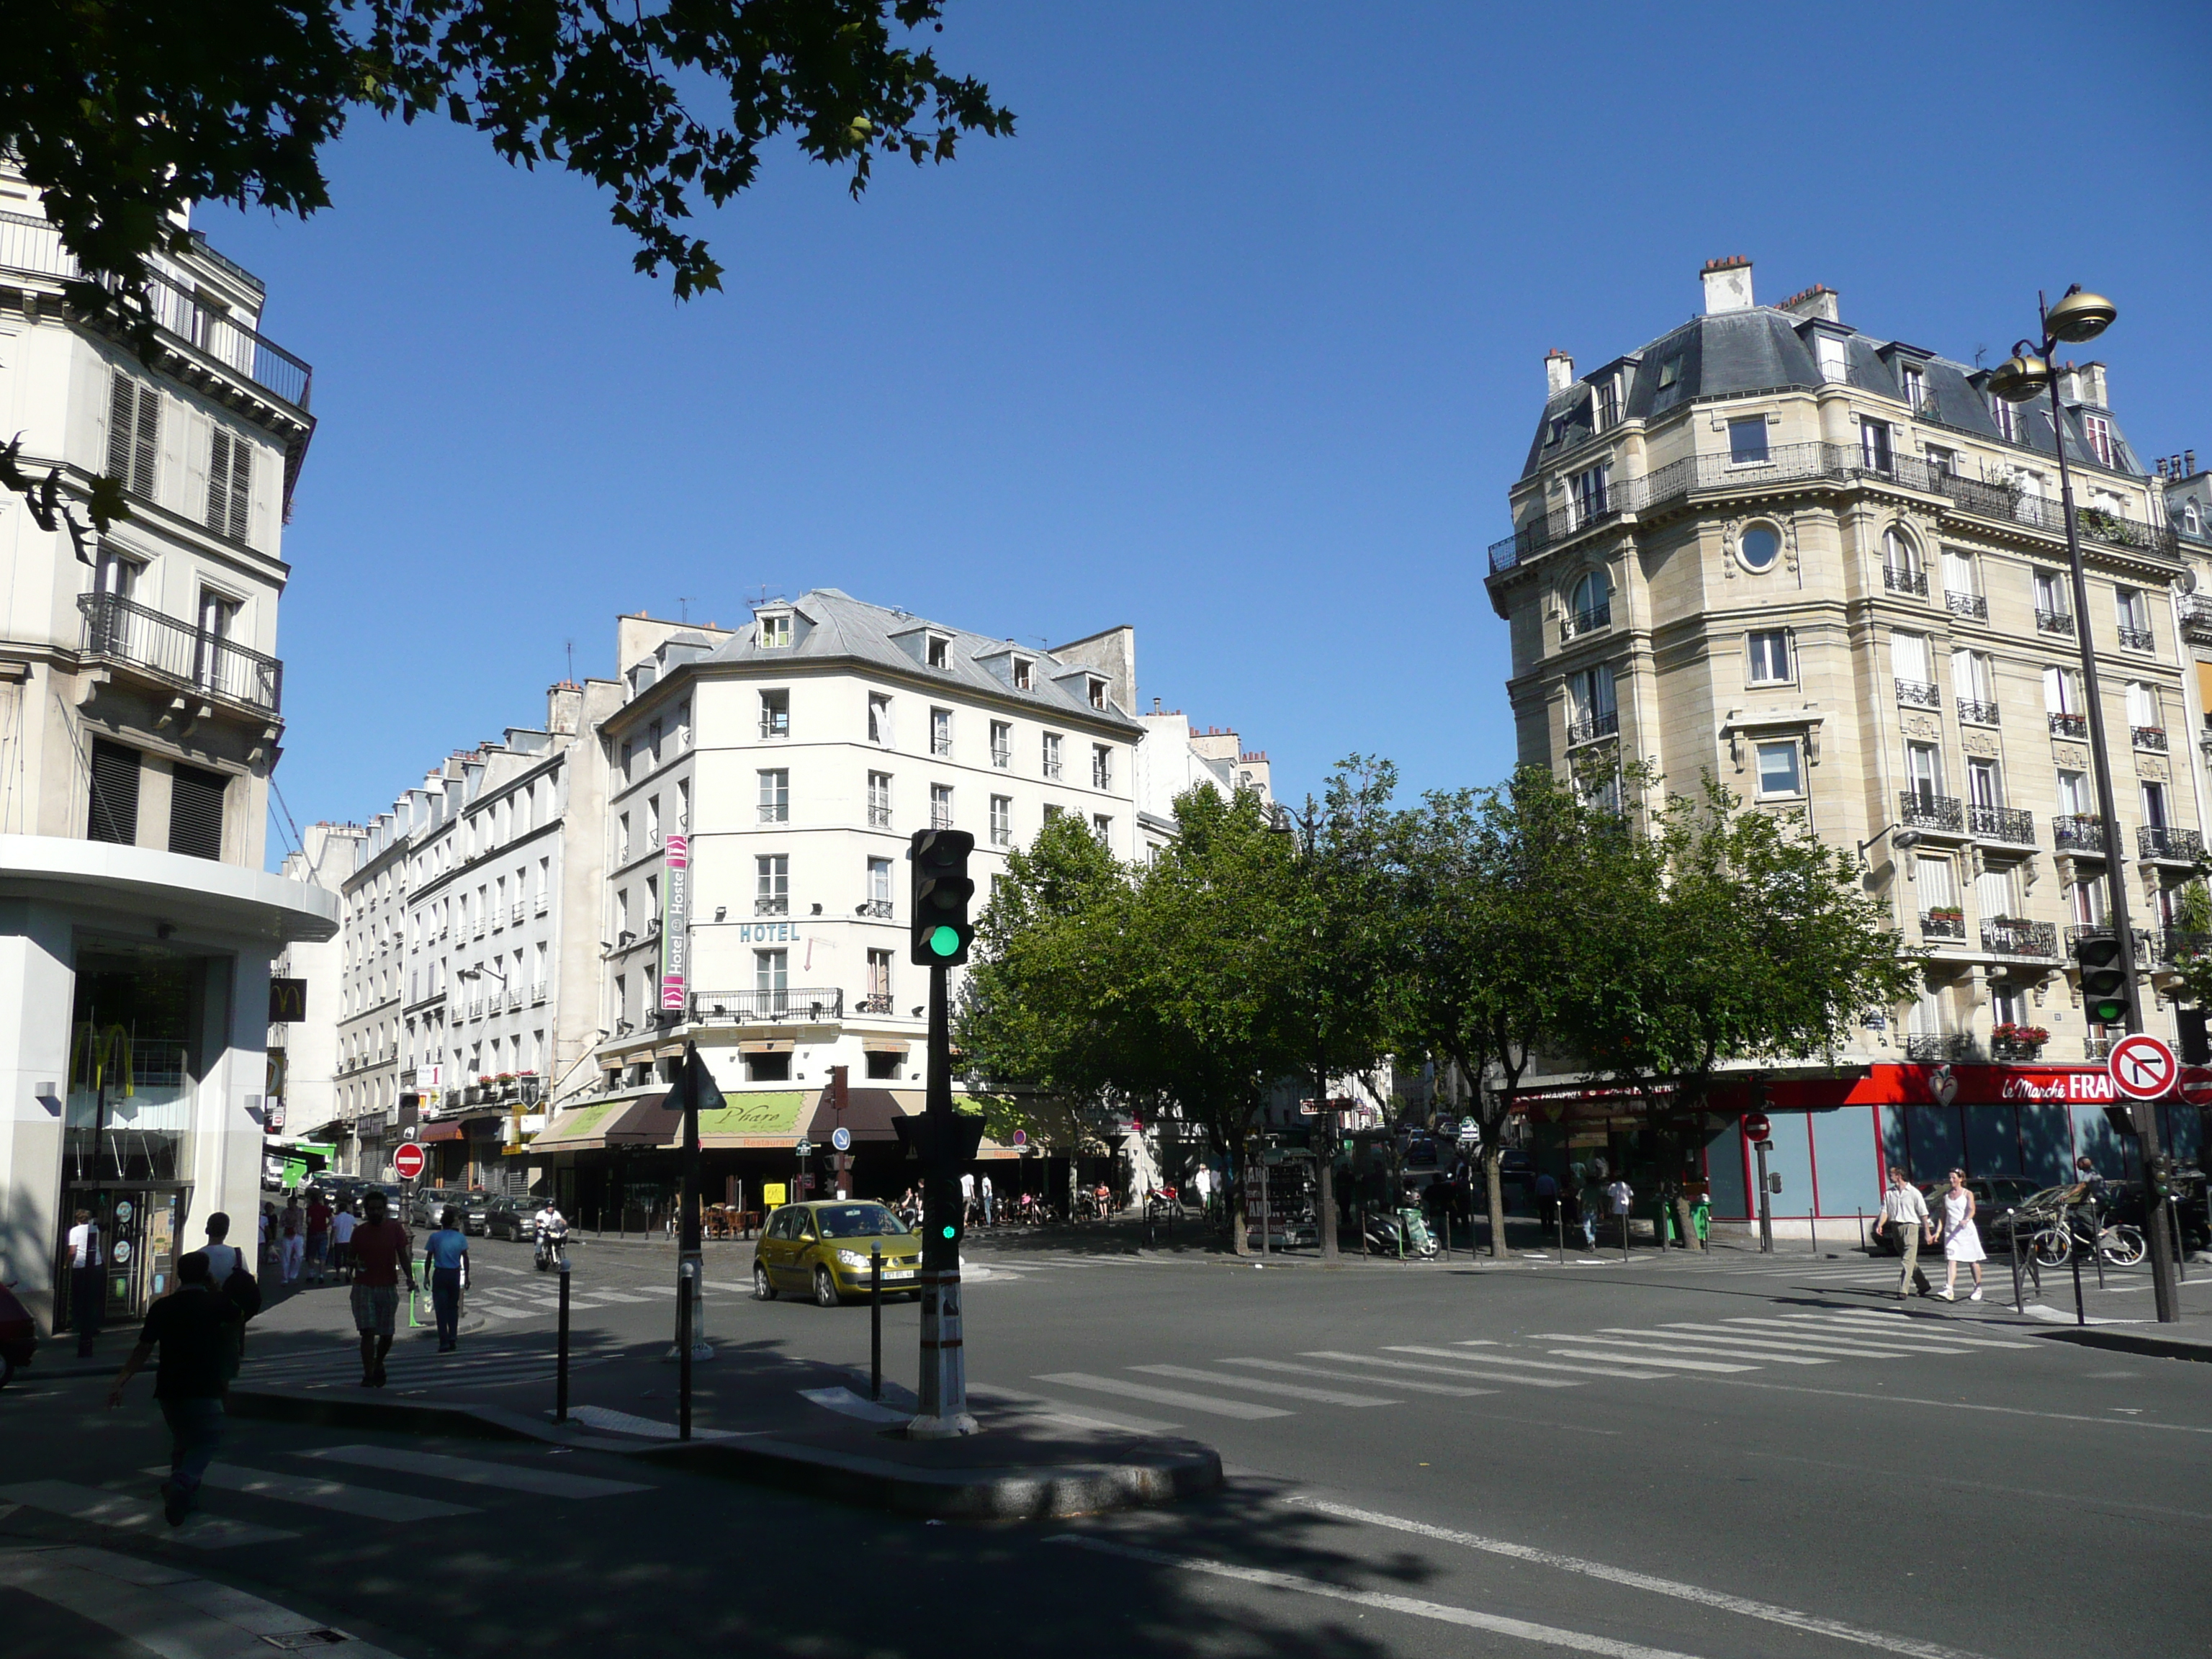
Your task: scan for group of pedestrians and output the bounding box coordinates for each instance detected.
[258,1192,365,1287]
[1879,1165,1987,1300]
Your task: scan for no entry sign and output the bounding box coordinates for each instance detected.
[2181,1066,2212,1108]
[392,1142,427,1182]
[2108,1033,2177,1102]
[1741,1112,1771,1142]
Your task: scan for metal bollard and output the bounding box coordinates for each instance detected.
[678,1259,695,1442]
[2008,1216,2024,1314]
[870,1246,883,1403]
[2070,1246,2085,1327]
[555,1259,572,1425]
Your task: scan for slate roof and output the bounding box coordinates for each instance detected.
[1521,307,2146,483]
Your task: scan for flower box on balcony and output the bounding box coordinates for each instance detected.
[1990,1023,2050,1062]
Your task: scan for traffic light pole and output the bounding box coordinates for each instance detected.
[910,960,977,1437]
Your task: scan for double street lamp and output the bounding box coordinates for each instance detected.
[1987,287,2180,1323]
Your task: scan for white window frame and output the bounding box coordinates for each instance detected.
[1754,740,1802,799]
[1746,630,1791,686]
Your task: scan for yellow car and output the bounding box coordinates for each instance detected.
[752,1200,924,1307]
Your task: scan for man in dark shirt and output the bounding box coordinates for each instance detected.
[107,1251,243,1524]
[347,1190,415,1388]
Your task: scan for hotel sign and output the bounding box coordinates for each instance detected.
[660,835,689,1012]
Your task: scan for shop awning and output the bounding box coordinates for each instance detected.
[860,1037,911,1054]
[804,1087,909,1143]
[418,1121,464,1143]
[527,1097,637,1153]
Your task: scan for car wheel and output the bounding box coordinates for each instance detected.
[752,1264,776,1301]
[814,1266,840,1308]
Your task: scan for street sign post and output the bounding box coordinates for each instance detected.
[392,1142,426,1182]
[2109,1033,2178,1101]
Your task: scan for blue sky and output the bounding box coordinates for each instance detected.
[194,1,2212,859]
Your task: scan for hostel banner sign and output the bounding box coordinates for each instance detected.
[660,834,690,1013]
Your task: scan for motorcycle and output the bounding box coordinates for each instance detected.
[534,1223,570,1272]
[1364,1205,1438,1259]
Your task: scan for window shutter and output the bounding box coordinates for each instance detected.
[226,439,251,541]
[107,372,135,481]
[205,426,231,530]
[131,383,161,498]
[168,763,227,860]
[87,738,141,845]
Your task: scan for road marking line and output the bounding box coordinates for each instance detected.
[297,1445,655,1497]
[1044,1533,1707,1659]
[1303,1352,1582,1388]
[1569,1331,1833,1365]
[145,1464,478,1521]
[1650,1324,1922,1357]
[1219,1357,1493,1397]
[1292,1500,1995,1659]
[1032,1373,1293,1419]
[1544,1348,1761,1374]
[1730,1318,1973,1353]
[0,1482,296,1547]
[0,1545,405,1655]
[1788,1313,2033,1349]
[1699,1376,2212,1431]
[475,1305,536,1320]
[1130,1365,1398,1406]
[1768,1316,2020,1349]
[476,1262,527,1274]
[1385,1344,1668,1380]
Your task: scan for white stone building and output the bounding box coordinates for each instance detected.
[0,170,334,1334]
[269,822,367,1151]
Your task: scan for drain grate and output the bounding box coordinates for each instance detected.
[261,1630,352,1649]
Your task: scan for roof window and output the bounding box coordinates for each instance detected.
[1087,676,1107,711]
[757,612,791,649]
[926,633,950,669]
[1012,656,1034,691]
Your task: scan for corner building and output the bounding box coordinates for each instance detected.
[1486,256,2202,1229]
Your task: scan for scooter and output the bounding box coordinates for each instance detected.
[1364,1206,1439,1259]
[534,1223,569,1272]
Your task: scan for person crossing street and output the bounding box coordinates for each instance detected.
[66,1208,102,1357]
[346,1190,415,1387]
[423,1207,469,1352]
[105,1251,243,1525]
[1880,1165,1934,1298]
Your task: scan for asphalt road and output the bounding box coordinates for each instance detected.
[6,1228,2210,1659]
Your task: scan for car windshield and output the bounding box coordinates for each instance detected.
[814,1204,907,1239]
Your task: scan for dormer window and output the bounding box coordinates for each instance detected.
[926,633,950,669]
[1012,656,1034,691]
[2083,414,2115,469]
[1087,676,1107,711]
[758,612,791,649]
[1595,380,1619,431]
[1900,364,1926,412]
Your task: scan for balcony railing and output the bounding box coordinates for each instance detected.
[758,804,789,824]
[1895,678,1940,709]
[868,804,894,829]
[1944,590,1988,621]
[2159,929,2212,968]
[2181,597,2212,643]
[1562,603,1612,641]
[990,746,1012,769]
[755,895,789,916]
[1956,698,2000,727]
[689,987,845,1023]
[856,993,894,1015]
[534,894,550,915]
[2138,825,2203,861]
[2133,726,2168,752]
[2049,711,2087,739]
[1967,804,2035,845]
[2054,815,2109,853]
[759,717,789,739]
[1043,759,1064,780]
[1920,912,1966,940]
[989,826,1012,846]
[0,212,313,410]
[861,898,894,920]
[1567,709,1620,746]
[1884,567,1928,597]
[1903,1033,1970,1061]
[1982,919,2057,958]
[1485,440,2180,574]
[2067,924,2152,961]
[2035,609,2075,636]
[2117,624,2154,652]
[78,592,283,714]
[2085,1035,2116,1061]
[1898,791,1962,833]
[931,737,953,758]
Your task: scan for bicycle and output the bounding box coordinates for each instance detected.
[2027,1203,2145,1269]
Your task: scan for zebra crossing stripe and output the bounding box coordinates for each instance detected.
[0,1483,296,1547]
[1301,1352,1583,1389]
[1768,1316,2012,1349]
[1797,1313,2033,1349]
[1033,1373,1292,1419]
[1650,1323,1923,1358]
[1725,1317,1972,1354]
[149,1464,478,1521]
[1130,1365,1400,1407]
[298,1446,655,1498]
[1385,1344,1669,1380]
[1219,1357,1494,1397]
[1575,1331,1833,1365]
[1542,1348,1761,1375]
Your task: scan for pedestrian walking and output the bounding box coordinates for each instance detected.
[960,1169,977,1226]
[106,1251,243,1525]
[1534,1170,1560,1233]
[1606,1174,1634,1249]
[346,1190,415,1388]
[330,1200,357,1280]
[1578,1171,1604,1250]
[199,1213,240,1288]
[304,1192,332,1283]
[980,1172,995,1228]
[423,1207,470,1352]
[258,1203,274,1272]
[1936,1169,1987,1302]
[1879,1166,1934,1297]
[66,1208,104,1356]
[277,1197,305,1285]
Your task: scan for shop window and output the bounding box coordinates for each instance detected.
[866,1051,902,1080]
[746,1051,792,1082]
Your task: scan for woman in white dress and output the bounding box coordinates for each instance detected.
[1937,1169,1986,1301]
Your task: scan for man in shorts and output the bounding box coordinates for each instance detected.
[346,1190,415,1387]
[330,1199,358,1281]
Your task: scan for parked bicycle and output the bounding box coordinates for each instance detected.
[2027,1200,2145,1269]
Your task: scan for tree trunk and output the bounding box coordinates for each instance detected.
[1317,1143,1339,1259]
[1229,1135,1251,1256]
[1483,1144,1508,1260]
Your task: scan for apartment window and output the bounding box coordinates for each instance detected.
[1727,416,1769,465]
[107,371,161,497]
[1890,631,1933,701]
[1990,396,2018,442]
[2116,588,2153,650]
[760,688,789,737]
[756,854,789,915]
[1092,744,1112,789]
[646,794,661,846]
[989,794,1012,846]
[987,720,1012,769]
[1926,445,1959,478]
[2084,413,2115,469]
[2126,682,2162,737]
[1755,740,1802,799]
[1087,676,1108,711]
[2066,874,2106,927]
[1953,649,1996,721]
[755,948,789,1005]
[866,948,893,1013]
[2056,768,2092,817]
[1917,855,1956,912]
[206,427,253,541]
[868,856,893,915]
[87,738,141,844]
[618,811,631,862]
[2143,781,2170,830]
[866,1049,902,1080]
[1815,336,1847,382]
[2033,569,2070,627]
[867,771,893,830]
[930,784,953,830]
[676,779,690,830]
[533,942,548,992]
[1596,379,1619,431]
[1093,814,1113,840]
[1570,462,1609,524]
[758,612,791,648]
[930,707,953,757]
[757,768,789,824]
[1012,656,1034,691]
[168,763,226,860]
[1568,569,1609,634]
[613,974,629,1028]
[92,546,140,602]
[1941,548,1978,606]
[1042,732,1064,779]
[194,590,238,694]
[868,693,891,745]
[1043,804,1064,823]
[648,719,662,763]
[1746,630,1791,685]
[1737,524,1779,572]
[925,633,953,669]
[1966,757,2001,812]
[1861,419,1894,473]
[1881,529,1922,595]
[1566,664,1616,743]
[1981,868,2021,924]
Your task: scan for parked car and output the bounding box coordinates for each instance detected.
[485,1195,531,1241]
[752,1200,922,1307]
[0,1280,37,1389]
[409,1186,462,1227]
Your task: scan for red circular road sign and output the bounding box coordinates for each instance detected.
[392,1142,427,1182]
[2180,1066,2212,1107]
[2108,1033,2178,1101]
[1741,1112,1771,1142]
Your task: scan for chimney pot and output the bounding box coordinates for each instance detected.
[1701,256,1754,315]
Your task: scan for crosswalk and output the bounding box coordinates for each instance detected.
[1,1440,655,1551]
[239,1341,622,1395]
[1028,1308,2036,1427]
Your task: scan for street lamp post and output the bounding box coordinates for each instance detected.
[1988,286,2180,1323]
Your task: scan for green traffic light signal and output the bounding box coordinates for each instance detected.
[942,1224,956,1239]
[910,829,976,966]
[930,925,961,957]
[2076,934,2133,1026]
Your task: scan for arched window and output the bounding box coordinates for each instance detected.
[1882,529,1925,595]
[1568,570,1610,634]
[2186,502,2202,538]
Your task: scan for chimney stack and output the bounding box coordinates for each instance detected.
[1545,349,1575,395]
[2188,449,2198,477]
[1700,255,1754,315]
[1779,283,1840,323]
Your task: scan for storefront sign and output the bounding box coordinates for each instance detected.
[1997,1069,2119,1102]
[268,979,307,1022]
[660,835,690,1012]
[732,920,803,943]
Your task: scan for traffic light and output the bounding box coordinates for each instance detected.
[2076,934,2134,1027]
[910,829,976,966]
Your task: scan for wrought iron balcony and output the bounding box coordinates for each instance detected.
[1897,791,1962,833]
[1884,567,1928,596]
[860,897,894,920]
[867,804,894,829]
[2054,815,2109,853]
[2117,624,2155,652]
[990,746,1012,769]
[1566,709,1620,747]
[855,994,894,1015]
[2137,824,2202,861]
[1967,804,2035,845]
[755,896,789,916]
[78,592,283,714]
[2067,924,2152,961]
[758,803,789,824]
[1895,678,1941,709]
[1903,1033,1969,1061]
[2133,727,2169,752]
[2035,609,2075,636]
[1944,590,1987,621]
[1043,760,1064,780]
[1562,603,1611,642]
[2049,711,2087,739]
[2085,1034,2116,1061]
[1920,912,1966,940]
[758,716,789,739]
[689,987,844,1023]
[1956,698,2000,727]
[2159,929,2212,968]
[1982,918,2057,958]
